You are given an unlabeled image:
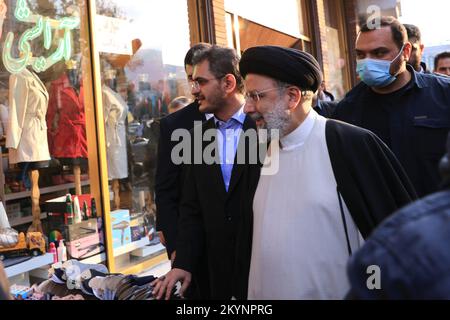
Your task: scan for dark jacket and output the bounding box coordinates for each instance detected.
[154,101,211,299]
[173,116,260,300]
[346,188,450,299]
[326,120,418,239]
[333,65,450,197]
[155,101,205,256]
[314,100,338,118]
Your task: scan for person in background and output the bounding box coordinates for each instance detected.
[346,133,450,299]
[333,16,450,198]
[313,81,338,118]
[318,81,335,101]
[434,52,450,76]
[404,24,429,73]
[167,96,191,115]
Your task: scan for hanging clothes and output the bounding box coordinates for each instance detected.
[6,69,50,164]
[46,72,88,159]
[102,85,128,180]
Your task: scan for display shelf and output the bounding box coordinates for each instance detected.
[131,243,165,258]
[79,252,106,264]
[4,180,90,201]
[9,212,48,227]
[5,253,53,278]
[113,237,149,257]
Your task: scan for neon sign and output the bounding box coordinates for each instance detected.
[2,0,80,74]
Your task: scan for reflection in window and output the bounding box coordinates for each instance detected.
[96,0,191,271]
[0,0,105,262]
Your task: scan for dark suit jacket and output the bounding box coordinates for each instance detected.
[314,100,338,118]
[155,101,205,256]
[173,116,261,300]
[155,101,212,299]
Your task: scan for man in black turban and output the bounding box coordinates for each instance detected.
[239,45,417,300]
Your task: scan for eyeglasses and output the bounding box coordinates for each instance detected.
[191,75,226,90]
[244,87,282,103]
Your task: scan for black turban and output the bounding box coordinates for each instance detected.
[239,46,323,92]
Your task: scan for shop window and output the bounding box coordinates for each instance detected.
[225,0,310,39]
[225,0,312,56]
[0,0,105,270]
[323,0,351,100]
[94,0,191,273]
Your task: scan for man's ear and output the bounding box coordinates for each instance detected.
[419,44,425,54]
[286,87,302,110]
[222,74,236,93]
[403,42,412,62]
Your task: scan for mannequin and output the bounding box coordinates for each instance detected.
[46,59,88,195]
[6,68,51,233]
[20,162,49,233]
[102,67,128,209]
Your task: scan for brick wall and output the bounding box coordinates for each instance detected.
[314,0,331,85]
[211,0,228,46]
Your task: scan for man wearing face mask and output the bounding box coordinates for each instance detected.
[333,16,450,198]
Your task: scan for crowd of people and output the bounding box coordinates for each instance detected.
[153,15,450,300]
[2,16,448,301]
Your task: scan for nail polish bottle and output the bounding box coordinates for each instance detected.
[49,242,58,263]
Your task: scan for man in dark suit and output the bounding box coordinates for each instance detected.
[154,43,211,298]
[153,45,260,300]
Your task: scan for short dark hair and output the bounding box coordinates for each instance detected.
[434,52,450,69]
[192,45,244,93]
[360,16,407,50]
[184,43,212,68]
[404,24,422,44]
[168,96,191,110]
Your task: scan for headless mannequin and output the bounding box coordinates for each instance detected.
[112,179,120,210]
[19,161,49,233]
[7,67,51,234]
[103,69,121,209]
[58,158,87,195]
[55,61,86,196]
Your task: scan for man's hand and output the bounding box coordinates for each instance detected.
[170,251,176,265]
[157,231,166,247]
[151,268,191,300]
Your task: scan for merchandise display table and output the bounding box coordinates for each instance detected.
[5,253,54,286]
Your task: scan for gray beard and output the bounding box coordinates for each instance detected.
[264,100,290,137]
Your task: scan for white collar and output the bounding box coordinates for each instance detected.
[279,109,317,151]
[213,104,246,126]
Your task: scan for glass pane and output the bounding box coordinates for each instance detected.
[95,0,190,272]
[0,0,105,270]
[225,0,309,38]
[323,0,350,100]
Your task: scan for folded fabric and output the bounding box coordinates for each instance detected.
[63,260,109,290]
[52,294,85,300]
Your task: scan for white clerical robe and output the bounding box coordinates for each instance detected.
[248,109,364,300]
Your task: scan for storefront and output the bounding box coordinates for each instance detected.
[1,0,362,299]
[0,0,195,288]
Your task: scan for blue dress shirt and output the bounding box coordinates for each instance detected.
[214,106,246,192]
